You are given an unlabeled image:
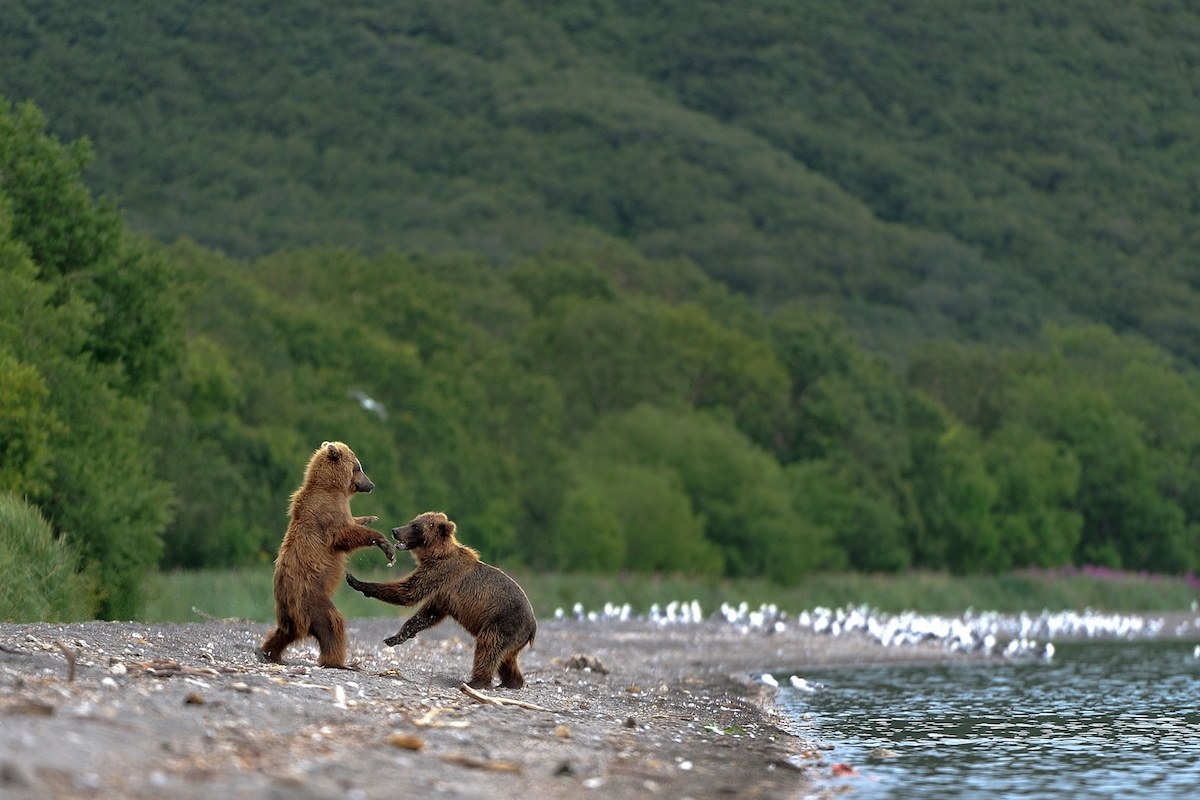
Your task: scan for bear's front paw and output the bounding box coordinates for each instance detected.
[358,515,379,525]
[377,538,396,565]
[345,572,366,592]
[383,633,409,647]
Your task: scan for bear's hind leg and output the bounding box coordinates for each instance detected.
[310,602,349,669]
[497,648,525,689]
[467,632,503,689]
[260,619,299,664]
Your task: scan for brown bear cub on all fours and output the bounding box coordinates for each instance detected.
[346,511,538,690]
[260,441,396,669]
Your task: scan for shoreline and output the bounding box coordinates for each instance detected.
[5,613,1190,799]
[0,617,981,799]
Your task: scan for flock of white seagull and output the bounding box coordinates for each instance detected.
[555,598,1200,684]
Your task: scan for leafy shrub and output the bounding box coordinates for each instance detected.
[0,493,95,621]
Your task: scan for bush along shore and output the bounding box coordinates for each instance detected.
[4,604,1199,799]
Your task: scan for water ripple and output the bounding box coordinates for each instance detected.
[782,641,1200,800]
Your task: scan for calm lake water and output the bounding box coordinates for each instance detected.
[779,641,1200,799]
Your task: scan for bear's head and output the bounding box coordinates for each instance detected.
[392,511,456,556]
[304,441,374,495]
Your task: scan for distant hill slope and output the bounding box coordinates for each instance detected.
[3,0,1199,360]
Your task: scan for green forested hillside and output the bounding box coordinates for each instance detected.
[7,0,1200,360]
[2,2,1200,619]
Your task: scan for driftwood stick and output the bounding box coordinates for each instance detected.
[191,606,252,623]
[458,682,554,711]
[54,640,78,683]
[439,753,522,772]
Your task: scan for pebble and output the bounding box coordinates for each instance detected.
[386,733,424,750]
[0,760,36,789]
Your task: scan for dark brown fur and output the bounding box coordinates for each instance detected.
[346,511,537,689]
[260,441,395,668]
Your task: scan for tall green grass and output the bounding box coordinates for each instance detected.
[139,565,1200,623]
[0,493,95,622]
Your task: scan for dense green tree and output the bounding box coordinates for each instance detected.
[0,102,175,617]
[768,306,868,460]
[771,309,929,555]
[554,481,625,572]
[656,303,789,449]
[559,464,722,575]
[911,424,1001,574]
[787,459,902,572]
[508,254,617,315]
[573,406,837,582]
[1008,330,1196,572]
[909,328,1192,572]
[521,296,680,432]
[149,336,300,568]
[0,350,59,496]
[984,424,1082,569]
[906,340,1010,435]
[0,102,176,394]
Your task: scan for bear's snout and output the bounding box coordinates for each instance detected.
[391,525,420,550]
[354,474,374,493]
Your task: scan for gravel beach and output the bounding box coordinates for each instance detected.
[0,616,981,799]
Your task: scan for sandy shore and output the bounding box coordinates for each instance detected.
[0,616,982,799]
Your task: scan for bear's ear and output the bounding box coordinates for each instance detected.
[437,518,456,539]
[324,442,340,461]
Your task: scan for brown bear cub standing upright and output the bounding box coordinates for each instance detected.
[260,441,395,668]
[346,511,537,689]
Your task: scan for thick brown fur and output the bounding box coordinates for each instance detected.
[260,441,395,668]
[346,511,537,689]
